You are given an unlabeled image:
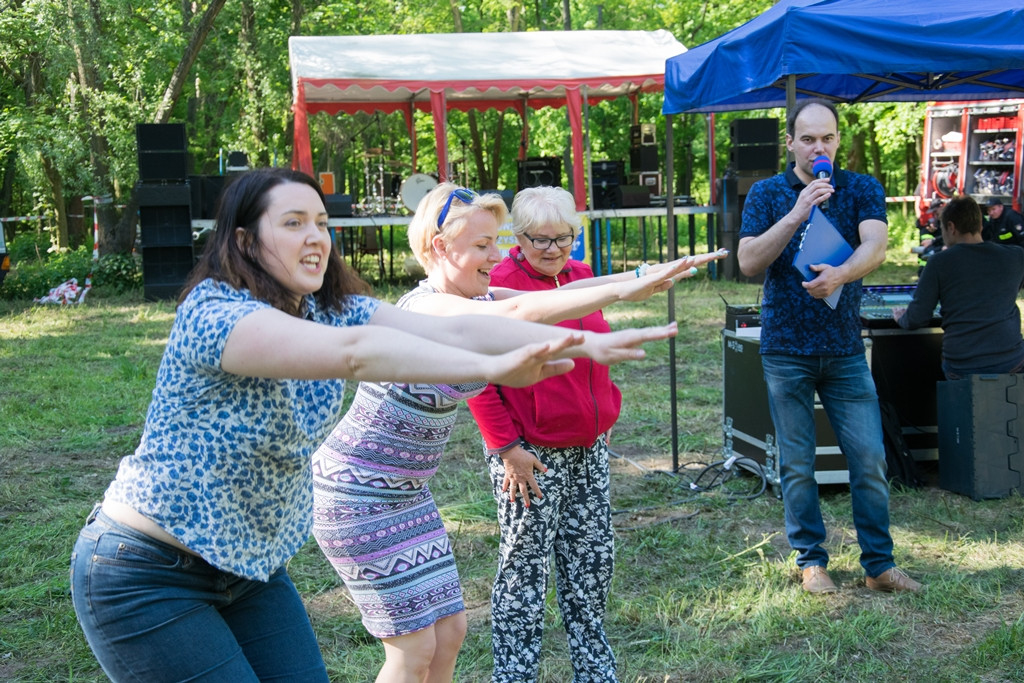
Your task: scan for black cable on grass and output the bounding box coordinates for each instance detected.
[610,450,768,521]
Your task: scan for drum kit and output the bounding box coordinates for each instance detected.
[356,148,438,216]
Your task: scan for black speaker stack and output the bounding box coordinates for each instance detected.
[591,160,625,209]
[625,123,659,208]
[937,374,1023,500]
[717,118,780,283]
[517,157,561,191]
[729,118,779,173]
[628,123,658,174]
[136,123,194,301]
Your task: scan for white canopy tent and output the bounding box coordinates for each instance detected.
[288,30,687,210]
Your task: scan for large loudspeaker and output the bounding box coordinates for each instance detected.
[730,145,780,172]
[630,123,657,147]
[137,123,186,152]
[188,175,228,220]
[592,159,625,182]
[137,181,194,301]
[730,118,779,146]
[616,185,651,208]
[136,123,188,182]
[141,247,194,301]
[730,118,779,173]
[716,176,763,284]
[517,157,561,190]
[324,194,354,218]
[937,374,1024,500]
[630,146,658,173]
[591,160,624,210]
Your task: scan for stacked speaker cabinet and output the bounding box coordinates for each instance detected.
[628,123,658,207]
[629,122,659,175]
[937,374,1023,500]
[730,118,780,173]
[591,160,624,209]
[136,123,193,301]
[517,157,561,190]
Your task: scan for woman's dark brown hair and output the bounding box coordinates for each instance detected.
[179,168,369,314]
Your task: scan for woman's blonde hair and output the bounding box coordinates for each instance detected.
[510,186,582,239]
[407,182,508,272]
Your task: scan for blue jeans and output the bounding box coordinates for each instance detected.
[761,354,895,578]
[70,508,328,682]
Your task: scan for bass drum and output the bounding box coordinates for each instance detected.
[400,173,439,212]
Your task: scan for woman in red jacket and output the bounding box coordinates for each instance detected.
[467,186,630,682]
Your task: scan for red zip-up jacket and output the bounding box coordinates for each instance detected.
[466,246,622,451]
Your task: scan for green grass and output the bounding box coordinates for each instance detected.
[1,253,1023,682]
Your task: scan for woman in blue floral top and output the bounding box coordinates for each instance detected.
[69,168,683,682]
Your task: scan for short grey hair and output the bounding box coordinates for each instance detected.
[510,186,582,239]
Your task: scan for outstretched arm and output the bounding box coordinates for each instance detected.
[411,251,727,325]
[222,302,676,384]
[368,301,678,365]
[221,306,577,387]
[553,249,729,291]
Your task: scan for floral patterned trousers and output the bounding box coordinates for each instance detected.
[487,435,617,683]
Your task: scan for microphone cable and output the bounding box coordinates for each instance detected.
[609,450,769,524]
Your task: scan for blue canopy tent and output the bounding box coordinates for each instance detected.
[656,0,1024,470]
[663,0,1024,114]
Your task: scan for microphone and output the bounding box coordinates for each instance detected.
[812,155,832,211]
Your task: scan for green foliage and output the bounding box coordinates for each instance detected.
[0,233,140,301]
[1,0,932,255]
[0,243,92,302]
[95,252,143,293]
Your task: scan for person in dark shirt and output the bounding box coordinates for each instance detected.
[894,196,1024,379]
[738,98,922,595]
[982,197,1024,246]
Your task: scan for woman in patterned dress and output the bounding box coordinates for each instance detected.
[69,169,676,683]
[312,183,723,682]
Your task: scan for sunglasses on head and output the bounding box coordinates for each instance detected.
[437,188,479,229]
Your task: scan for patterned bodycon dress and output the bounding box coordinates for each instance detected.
[311,285,488,638]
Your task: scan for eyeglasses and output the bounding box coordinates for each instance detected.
[522,233,575,250]
[437,188,479,229]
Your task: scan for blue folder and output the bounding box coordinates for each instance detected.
[791,206,853,309]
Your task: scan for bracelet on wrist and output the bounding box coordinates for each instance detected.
[634,262,650,278]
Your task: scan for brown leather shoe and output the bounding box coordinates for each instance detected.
[866,567,922,593]
[801,566,838,594]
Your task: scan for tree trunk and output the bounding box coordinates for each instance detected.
[153,0,230,123]
[0,151,16,221]
[239,0,268,165]
[468,112,486,187]
[65,0,124,253]
[868,120,884,187]
[489,114,505,190]
[39,153,70,249]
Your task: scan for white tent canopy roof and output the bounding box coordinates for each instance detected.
[289,30,687,111]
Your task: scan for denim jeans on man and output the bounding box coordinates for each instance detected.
[70,509,329,682]
[761,353,895,578]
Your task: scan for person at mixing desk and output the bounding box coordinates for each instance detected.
[893,195,1024,379]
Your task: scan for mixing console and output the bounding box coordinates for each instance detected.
[860,284,941,328]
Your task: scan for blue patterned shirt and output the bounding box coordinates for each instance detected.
[105,279,380,580]
[740,163,887,356]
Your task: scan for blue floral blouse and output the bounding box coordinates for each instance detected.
[104,279,380,580]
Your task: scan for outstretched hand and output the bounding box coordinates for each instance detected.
[487,333,582,387]
[620,250,731,302]
[582,321,678,366]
